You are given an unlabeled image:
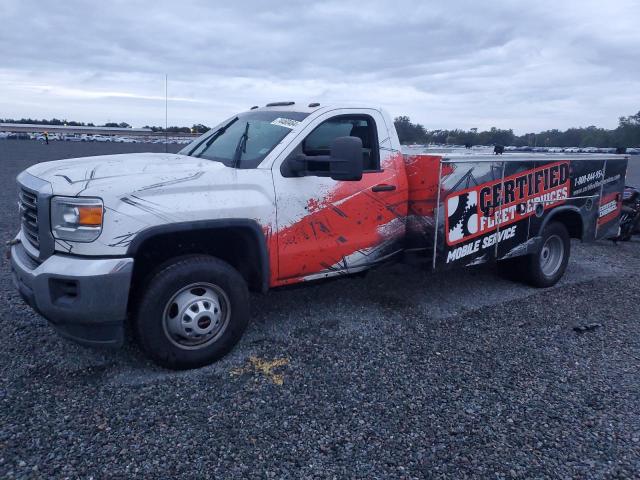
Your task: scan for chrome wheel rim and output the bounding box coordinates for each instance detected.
[540,234,564,277]
[162,282,230,350]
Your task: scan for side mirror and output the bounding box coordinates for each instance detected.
[328,136,363,181]
[281,136,364,181]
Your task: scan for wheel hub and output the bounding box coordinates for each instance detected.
[180,298,221,337]
[163,283,230,349]
[540,234,564,277]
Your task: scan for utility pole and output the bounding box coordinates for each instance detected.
[165,74,168,153]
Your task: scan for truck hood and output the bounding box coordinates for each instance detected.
[23,152,277,258]
[26,152,226,197]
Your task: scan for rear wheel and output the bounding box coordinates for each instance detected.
[522,222,570,288]
[134,255,249,370]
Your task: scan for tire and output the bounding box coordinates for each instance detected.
[521,222,570,288]
[134,255,249,370]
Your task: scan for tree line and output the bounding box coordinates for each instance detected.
[0,118,134,128]
[142,124,209,133]
[3,109,640,147]
[394,109,640,148]
[0,117,210,134]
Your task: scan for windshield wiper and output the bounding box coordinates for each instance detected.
[232,122,250,168]
[188,116,239,156]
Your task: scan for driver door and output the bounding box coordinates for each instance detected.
[271,109,406,284]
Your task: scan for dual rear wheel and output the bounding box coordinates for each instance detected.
[499,221,570,288]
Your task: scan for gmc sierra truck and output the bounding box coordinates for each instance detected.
[10,102,628,369]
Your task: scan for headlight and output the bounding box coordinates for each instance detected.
[51,196,103,242]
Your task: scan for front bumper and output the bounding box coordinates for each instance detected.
[10,239,133,347]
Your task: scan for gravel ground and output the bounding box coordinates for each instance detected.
[1,141,639,479]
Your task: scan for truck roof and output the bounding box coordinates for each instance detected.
[441,153,626,163]
[407,149,627,163]
[249,103,382,115]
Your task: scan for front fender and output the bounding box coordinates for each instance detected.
[127,219,270,293]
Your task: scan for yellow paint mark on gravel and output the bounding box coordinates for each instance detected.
[231,356,290,385]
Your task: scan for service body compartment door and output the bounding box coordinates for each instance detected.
[434,159,506,269]
[495,159,580,260]
[493,160,543,261]
[595,158,627,239]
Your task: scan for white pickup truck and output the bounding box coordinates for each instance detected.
[10,102,628,369]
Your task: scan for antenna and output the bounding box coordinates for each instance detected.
[164,74,168,153]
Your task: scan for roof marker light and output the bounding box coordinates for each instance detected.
[265,102,295,107]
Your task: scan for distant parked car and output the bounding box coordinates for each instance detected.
[10,133,30,140]
[62,135,81,142]
[34,134,46,141]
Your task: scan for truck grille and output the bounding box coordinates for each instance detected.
[19,188,39,248]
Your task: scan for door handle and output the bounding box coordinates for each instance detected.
[372,184,396,192]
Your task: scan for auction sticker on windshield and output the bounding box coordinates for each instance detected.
[271,118,300,129]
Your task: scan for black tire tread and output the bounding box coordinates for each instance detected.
[134,255,249,370]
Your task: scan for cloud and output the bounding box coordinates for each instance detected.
[0,0,638,132]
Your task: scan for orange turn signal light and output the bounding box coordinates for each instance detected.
[78,206,103,226]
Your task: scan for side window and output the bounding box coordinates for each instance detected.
[302,115,380,172]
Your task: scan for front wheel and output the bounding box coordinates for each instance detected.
[134,255,249,370]
[522,222,570,288]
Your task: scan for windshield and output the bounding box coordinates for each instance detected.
[179,110,309,168]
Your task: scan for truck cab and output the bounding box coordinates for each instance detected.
[10,103,410,368]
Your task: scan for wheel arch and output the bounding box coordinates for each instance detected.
[540,206,585,240]
[127,219,270,299]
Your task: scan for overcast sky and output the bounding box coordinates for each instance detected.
[0,0,638,133]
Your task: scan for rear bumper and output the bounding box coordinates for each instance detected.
[10,240,133,347]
